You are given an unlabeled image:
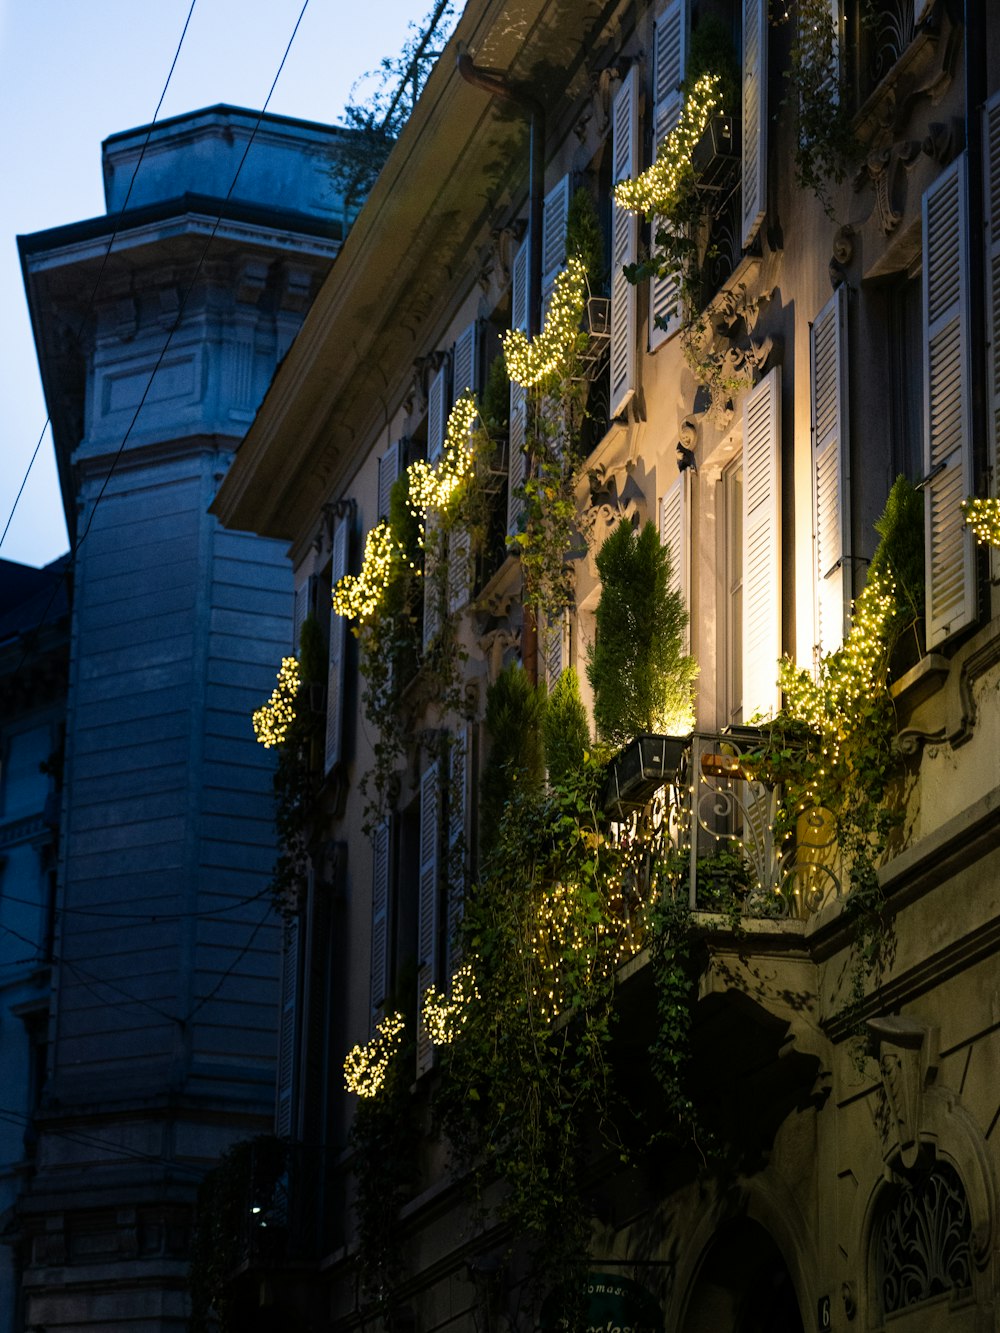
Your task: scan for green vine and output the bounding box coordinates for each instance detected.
[783,0,859,216]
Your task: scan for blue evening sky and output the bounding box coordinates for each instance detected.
[0,0,438,569]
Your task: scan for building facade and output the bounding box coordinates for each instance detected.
[214,3,1000,1331]
[11,106,351,1331]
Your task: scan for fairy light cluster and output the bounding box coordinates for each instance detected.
[962,496,1000,547]
[778,565,897,790]
[422,962,480,1046]
[613,74,722,217]
[502,257,588,388]
[332,395,482,626]
[343,1010,405,1098]
[252,656,300,748]
[406,391,480,517]
[332,520,410,625]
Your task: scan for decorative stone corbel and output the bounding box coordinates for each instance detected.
[866,140,923,235]
[867,1016,939,1172]
[477,628,520,683]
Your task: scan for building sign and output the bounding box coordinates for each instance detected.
[541,1273,663,1333]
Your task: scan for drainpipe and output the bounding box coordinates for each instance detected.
[457,49,545,681]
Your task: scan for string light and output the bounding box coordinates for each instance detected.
[778,564,898,764]
[406,391,480,515]
[252,656,299,748]
[502,257,588,388]
[422,963,480,1046]
[343,1011,405,1098]
[614,74,722,218]
[332,393,481,626]
[962,496,1000,547]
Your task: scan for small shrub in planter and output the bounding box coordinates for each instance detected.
[586,519,697,750]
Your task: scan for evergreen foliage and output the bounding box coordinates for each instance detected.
[543,666,590,786]
[868,474,925,637]
[480,664,546,853]
[587,520,697,747]
[566,186,606,294]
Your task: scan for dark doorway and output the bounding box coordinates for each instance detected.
[681,1217,804,1333]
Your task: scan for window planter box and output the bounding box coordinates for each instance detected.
[604,732,688,817]
[692,113,738,193]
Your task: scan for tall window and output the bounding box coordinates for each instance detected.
[723,457,743,727]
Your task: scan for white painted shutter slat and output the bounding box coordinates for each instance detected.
[378,441,402,522]
[810,285,849,658]
[544,610,566,690]
[446,729,470,979]
[370,819,391,1034]
[983,93,1000,582]
[508,239,530,536]
[741,0,768,250]
[427,363,448,464]
[923,156,975,648]
[416,761,441,1076]
[276,916,300,1138]
[742,368,781,720]
[453,322,478,402]
[660,470,691,650]
[448,526,471,613]
[293,581,308,653]
[423,524,441,652]
[610,67,639,418]
[542,175,571,305]
[650,0,687,350]
[325,518,349,773]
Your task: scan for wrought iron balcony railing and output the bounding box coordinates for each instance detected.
[606,731,843,922]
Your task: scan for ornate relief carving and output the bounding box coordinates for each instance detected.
[868,1015,939,1171]
[875,1163,972,1314]
[863,139,923,235]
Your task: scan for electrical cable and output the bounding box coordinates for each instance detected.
[0,0,199,556]
[9,0,311,683]
[0,880,274,922]
[0,1105,208,1180]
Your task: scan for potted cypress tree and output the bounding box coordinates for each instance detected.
[586,519,697,813]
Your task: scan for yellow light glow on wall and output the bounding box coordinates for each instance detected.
[962,496,1000,548]
[252,656,300,748]
[343,1011,405,1098]
[502,257,588,389]
[613,74,722,218]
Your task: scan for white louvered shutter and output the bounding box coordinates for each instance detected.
[453,322,478,402]
[983,93,1000,583]
[543,610,567,690]
[650,0,687,349]
[423,523,441,652]
[275,916,300,1139]
[508,239,530,536]
[427,363,448,464]
[660,469,691,649]
[293,581,309,652]
[542,175,571,306]
[810,285,850,659]
[611,66,640,418]
[378,440,402,522]
[416,762,441,1077]
[742,368,781,719]
[741,0,768,250]
[923,156,975,648]
[446,729,470,979]
[370,819,391,1034]
[448,527,471,614]
[325,518,349,773]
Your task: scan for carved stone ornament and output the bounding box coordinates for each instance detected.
[477,627,520,683]
[867,1015,939,1172]
[864,140,922,235]
[584,460,644,572]
[478,223,524,300]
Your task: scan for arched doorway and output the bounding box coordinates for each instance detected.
[681,1217,804,1333]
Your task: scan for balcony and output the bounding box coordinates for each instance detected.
[604,730,843,922]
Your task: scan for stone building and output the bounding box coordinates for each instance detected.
[213,3,1000,1331]
[10,105,350,1331]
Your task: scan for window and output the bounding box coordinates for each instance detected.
[722,457,743,726]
